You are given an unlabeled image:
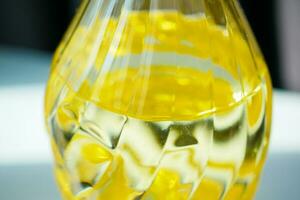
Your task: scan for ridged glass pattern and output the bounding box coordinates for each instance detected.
[45,0,272,199]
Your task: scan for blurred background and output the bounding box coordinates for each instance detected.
[0,0,299,90]
[0,0,300,200]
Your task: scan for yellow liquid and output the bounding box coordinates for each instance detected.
[46,10,272,200]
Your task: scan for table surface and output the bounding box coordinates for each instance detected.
[0,47,300,200]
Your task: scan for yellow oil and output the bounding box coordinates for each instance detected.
[46,10,272,200]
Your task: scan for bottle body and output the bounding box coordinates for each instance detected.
[45,0,272,199]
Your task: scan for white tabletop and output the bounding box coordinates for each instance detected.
[0,47,300,164]
[0,47,300,199]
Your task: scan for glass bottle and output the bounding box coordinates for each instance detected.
[45,0,272,199]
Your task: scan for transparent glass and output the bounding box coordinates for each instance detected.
[45,0,272,199]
